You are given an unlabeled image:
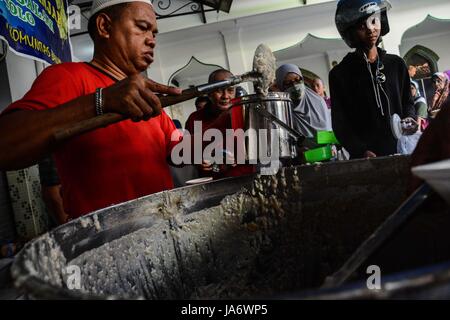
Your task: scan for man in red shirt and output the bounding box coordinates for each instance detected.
[0,0,182,220]
[186,70,235,135]
[185,69,255,179]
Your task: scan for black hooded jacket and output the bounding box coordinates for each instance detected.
[329,48,415,159]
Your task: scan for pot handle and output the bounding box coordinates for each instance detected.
[252,104,305,143]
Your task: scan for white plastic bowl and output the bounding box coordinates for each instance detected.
[412,159,450,205]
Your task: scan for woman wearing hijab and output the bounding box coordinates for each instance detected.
[275,64,332,141]
[410,80,428,131]
[430,72,450,118]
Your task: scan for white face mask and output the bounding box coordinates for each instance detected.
[286,82,306,104]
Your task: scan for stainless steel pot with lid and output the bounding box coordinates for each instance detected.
[233,92,302,163]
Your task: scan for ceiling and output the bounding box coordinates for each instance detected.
[69,0,313,61]
[69,0,233,36]
[68,0,235,52]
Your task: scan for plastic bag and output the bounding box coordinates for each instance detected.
[397,132,422,155]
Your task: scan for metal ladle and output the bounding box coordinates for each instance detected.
[53,44,277,143]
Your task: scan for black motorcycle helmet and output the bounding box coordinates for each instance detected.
[335,0,391,48]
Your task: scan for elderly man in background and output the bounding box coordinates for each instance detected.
[0,0,182,221]
[185,69,255,179]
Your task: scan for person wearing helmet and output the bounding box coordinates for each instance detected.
[329,0,416,159]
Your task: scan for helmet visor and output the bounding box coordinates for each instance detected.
[364,12,381,32]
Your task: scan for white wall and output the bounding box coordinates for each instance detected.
[149,33,229,84]
[400,31,450,72]
[0,59,12,113]
[5,50,38,102]
[148,33,229,121]
[380,0,450,55]
[282,54,329,84]
[277,51,350,92]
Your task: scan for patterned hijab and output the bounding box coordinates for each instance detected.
[430,72,450,115]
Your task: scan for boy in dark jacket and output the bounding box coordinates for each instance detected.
[329,0,416,159]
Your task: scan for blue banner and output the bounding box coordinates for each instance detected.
[0,0,72,64]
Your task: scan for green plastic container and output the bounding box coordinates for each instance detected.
[316,131,339,145]
[304,145,333,163]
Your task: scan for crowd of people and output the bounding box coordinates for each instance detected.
[0,0,449,227]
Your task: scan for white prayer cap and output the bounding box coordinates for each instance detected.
[89,0,153,18]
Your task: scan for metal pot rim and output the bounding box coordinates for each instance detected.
[234,92,292,105]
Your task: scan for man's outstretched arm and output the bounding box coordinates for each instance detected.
[0,74,181,170]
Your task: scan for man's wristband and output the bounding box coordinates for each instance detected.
[95,87,104,116]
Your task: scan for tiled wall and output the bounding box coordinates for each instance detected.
[2,50,49,241]
[6,166,48,240]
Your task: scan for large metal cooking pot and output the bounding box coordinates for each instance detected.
[13,156,450,300]
[234,92,299,163]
